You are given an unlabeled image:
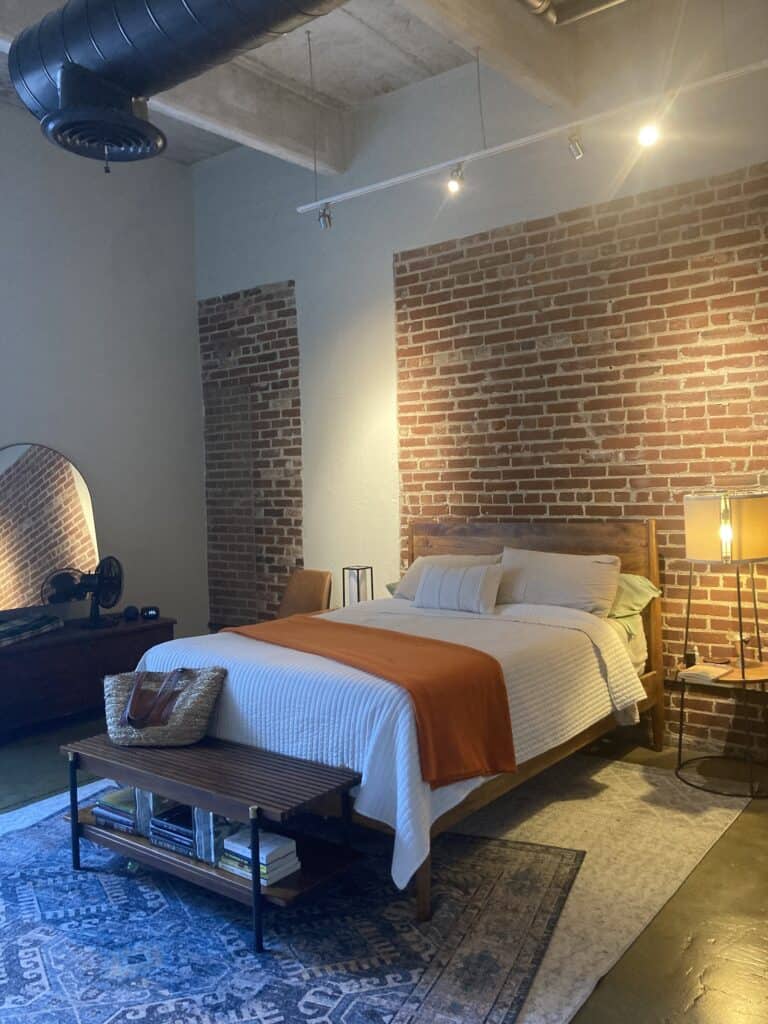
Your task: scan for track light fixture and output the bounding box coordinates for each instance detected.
[447,164,464,195]
[638,122,660,147]
[299,54,768,222]
[318,203,333,230]
[568,133,584,160]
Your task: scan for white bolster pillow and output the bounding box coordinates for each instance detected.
[413,562,503,614]
[395,553,501,601]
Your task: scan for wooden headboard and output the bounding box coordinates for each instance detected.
[409,519,663,687]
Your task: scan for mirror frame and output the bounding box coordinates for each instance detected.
[0,441,99,615]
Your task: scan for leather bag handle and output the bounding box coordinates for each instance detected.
[120,668,187,729]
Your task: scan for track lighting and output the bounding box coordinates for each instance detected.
[637,123,660,147]
[318,203,333,229]
[567,134,584,161]
[298,58,768,220]
[447,165,464,195]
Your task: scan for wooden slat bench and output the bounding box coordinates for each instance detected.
[63,734,362,952]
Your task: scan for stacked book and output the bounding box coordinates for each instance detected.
[134,789,177,838]
[137,793,238,863]
[219,827,300,886]
[149,805,196,858]
[92,788,136,834]
[679,663,731,684]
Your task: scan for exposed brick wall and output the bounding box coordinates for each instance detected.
[394,161,768,754]
[0,445,97,609]
[665,681,766,756]
[199,282,303,627]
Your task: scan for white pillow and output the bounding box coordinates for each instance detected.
[414,563,503,615]
[497,547,621,617]
[394,553,501,601]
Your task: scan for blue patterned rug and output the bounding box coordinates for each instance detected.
[0,803,583,1024]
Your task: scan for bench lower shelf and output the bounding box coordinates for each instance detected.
[78,809,359,909]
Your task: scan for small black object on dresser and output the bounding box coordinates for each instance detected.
[0,616,175,738]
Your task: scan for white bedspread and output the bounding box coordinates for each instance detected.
[139,600,646,887]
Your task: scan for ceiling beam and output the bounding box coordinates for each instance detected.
[399,0,577,108]
[0,0,346,173]
[152,62,345,174]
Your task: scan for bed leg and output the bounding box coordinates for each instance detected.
[415,855,432,922]
[651,693,666,752]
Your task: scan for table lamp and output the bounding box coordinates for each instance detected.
[342,565,374,606]
[683,491,768,675]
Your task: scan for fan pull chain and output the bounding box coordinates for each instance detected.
[104,144,111,175]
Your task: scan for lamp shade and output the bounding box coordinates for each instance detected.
[684,491,768,563]
[683,494,724,562]
[342,565,374,606]
[730,492,768,561]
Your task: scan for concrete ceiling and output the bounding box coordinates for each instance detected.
[0,0,472,168]
[0,0,645,170]
[237,0,470,109]
[4,0,752,174]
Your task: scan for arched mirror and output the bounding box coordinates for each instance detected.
[0,444,98,612]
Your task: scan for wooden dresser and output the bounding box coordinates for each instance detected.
[0,616,175,736]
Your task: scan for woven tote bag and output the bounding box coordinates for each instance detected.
[104,666,226,746]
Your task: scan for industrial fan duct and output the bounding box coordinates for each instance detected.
[9,0,344,164]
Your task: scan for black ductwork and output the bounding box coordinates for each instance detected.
[9,0,344,164]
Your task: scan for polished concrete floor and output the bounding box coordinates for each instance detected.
[0,713,104,811]
[575,732,768,1024]
[1,722,765,1021]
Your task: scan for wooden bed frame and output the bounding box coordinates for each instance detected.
[394,519,664,920]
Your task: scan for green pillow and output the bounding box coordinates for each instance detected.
[386,581,400,596]
[609,573,661,618]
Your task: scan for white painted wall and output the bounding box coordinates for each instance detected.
[0,102,208,636]
[194,48,768,602]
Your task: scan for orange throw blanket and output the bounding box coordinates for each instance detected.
[224,616,516,788]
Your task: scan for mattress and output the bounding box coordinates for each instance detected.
[139,599,647,887]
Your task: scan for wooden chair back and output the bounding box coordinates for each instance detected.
[277,569,333,619]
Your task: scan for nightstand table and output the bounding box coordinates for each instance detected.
[675,663,768,798]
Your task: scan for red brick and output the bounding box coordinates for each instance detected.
[199,282,302,626]
[395,161,768,757]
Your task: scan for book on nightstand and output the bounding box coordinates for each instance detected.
[679,663,731,684]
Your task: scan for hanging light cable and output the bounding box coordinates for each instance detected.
[446,50,487,195]
[306,30,332,229]
[475,48,488,152]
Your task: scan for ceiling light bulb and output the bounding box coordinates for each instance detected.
[638,123,660,147]
[447,165,464,194]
